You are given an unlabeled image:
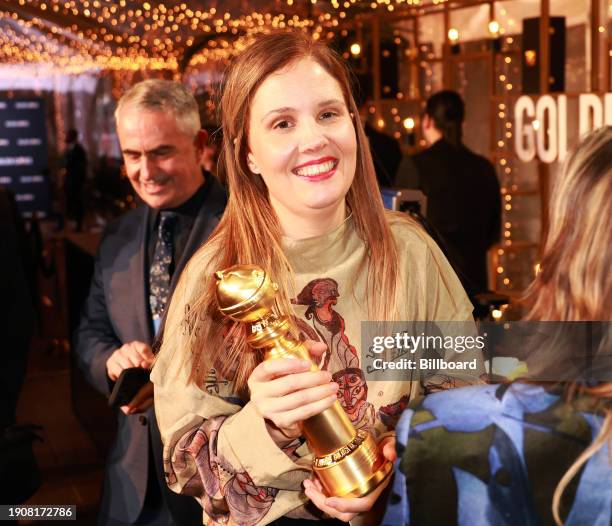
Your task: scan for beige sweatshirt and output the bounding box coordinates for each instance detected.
[152,211,480,526]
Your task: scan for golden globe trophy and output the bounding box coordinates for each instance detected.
[214,264,392,498]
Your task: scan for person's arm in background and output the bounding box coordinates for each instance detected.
[73,238,154,413]
[73,241,122,397]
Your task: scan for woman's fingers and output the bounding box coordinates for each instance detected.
[303,479,357,522]
[265,382,339,413]
[380,436,397,462]
[270,393,338,429]
[247,353,337,439]
[250,358,311,382]
[268,370,333,396]
[252,368,333,398]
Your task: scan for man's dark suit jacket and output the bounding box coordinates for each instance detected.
[74,175,226,525]
[364,121,403,188]
[396,139,501,298]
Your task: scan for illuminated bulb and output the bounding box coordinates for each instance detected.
[488,20,500,35]
[403,117,415,130]
[377,118,385,128]
[350,43,361,56]
[448,28,459,42]
[492,309,502,320]
[496,266,504,274]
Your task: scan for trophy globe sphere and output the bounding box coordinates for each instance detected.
[214,264,278,322]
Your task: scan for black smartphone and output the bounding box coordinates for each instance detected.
[108,368,151,409]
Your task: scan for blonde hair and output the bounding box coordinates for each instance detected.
[526,126,612,321]
[115,79,201,137]
[178,30,405,392]
[524,126,612,525]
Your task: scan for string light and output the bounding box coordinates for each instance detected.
[0,1,344,73]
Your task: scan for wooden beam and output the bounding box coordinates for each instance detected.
[443,1,451,88]
[372,15,381,115]
[590,0,601,92]
[410,15,420,100]
[538,0,551,251]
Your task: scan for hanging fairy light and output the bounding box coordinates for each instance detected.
[0,1,344,73]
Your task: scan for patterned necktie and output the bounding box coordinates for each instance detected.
[149,211,177,325]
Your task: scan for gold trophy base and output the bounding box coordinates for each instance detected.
[312,430,393,498]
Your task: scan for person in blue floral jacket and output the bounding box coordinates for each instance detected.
[383,127,612,526]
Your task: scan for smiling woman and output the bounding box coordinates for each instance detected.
[245,58,357,238]
[151,30,482,526]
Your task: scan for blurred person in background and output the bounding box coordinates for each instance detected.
[0,186,38,503]
[355,74,403,188]
[384,126,612,526]
[74,79,226,526]
[396,90,501,301]
[64,128,88,232]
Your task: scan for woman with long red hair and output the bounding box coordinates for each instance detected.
[151,30,481,526]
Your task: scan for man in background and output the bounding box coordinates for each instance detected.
[397,90,501,300]
[64,128,87,232]
[355,74,403,188]
[75,80,226,526]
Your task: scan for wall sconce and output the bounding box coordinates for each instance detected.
[524,49,537,66]
[403,117,416,146]
[448,28,460,55]
[488,20,501,52]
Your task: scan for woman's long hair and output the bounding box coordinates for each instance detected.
[523,126,612,524]
[525,126,612,322]
[183,31,403,392]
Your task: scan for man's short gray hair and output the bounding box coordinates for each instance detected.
[115,79,201,137]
